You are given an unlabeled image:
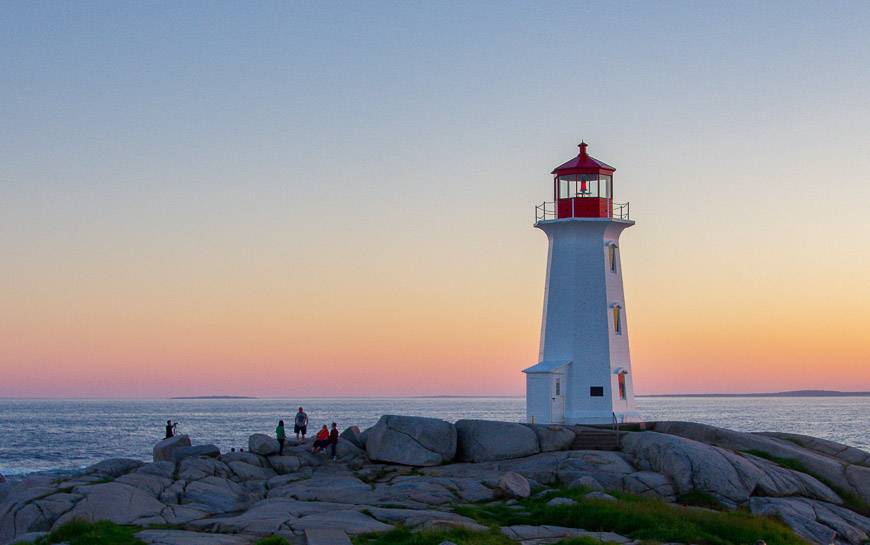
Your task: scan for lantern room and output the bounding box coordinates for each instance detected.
[552,142,615,219]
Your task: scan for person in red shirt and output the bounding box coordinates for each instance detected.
[312,425,330,453]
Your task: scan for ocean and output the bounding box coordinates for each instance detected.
[0,396,867,478]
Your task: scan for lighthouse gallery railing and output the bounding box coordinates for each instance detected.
[534,201,631,223]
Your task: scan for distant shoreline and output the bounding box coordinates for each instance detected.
[637,390,870,398]
[169,395,257,400]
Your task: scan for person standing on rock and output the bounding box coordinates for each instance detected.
[276,419,286,455]
[164,420,177,439]
[328,422,339,461]
[294,407,308,442]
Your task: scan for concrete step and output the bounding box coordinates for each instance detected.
[305,529,352,545]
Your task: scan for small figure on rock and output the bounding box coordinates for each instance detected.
[329,422,339,461]
[276,419,286,455]
[312,424,330,454]
[294,407,308,442]
[164,420,177,439]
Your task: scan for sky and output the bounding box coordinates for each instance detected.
[1,1,869,397]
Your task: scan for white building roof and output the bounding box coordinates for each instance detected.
[522,360,571,374]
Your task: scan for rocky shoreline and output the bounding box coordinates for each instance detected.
[1,418,868,545]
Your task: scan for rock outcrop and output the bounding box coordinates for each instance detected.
[651,421,870,504]
[455,419,540,462]
[526,424,576,452]
[153,435,192,463]
[365,415,457,466]
[1,419,868,545]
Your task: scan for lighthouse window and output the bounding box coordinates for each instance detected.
[618,373,627,400]
[555,379,561,396]
[608,245,617,272]
[613,305,622,334]
[590,386,604,397]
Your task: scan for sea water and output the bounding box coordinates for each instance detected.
[0,396,867,478]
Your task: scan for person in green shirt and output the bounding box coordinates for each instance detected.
[276,420,286,455]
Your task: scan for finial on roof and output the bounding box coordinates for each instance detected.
[579,141,588,159]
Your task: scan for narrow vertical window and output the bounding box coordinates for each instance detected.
[555,378,561,396]
[613,305,622,334]
[608,244,617,272]
[618,372,627,400]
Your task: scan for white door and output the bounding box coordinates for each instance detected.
[551,376,565,423]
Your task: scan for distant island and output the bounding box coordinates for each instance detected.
[639,389,870,397]
[170,395,257,399]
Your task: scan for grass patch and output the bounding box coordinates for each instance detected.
[743,449,870,516]
[13,520,145,545]
[254,537,291,545]
[676,490,725,510]
[454,487,808,545]
[354,527,514,545]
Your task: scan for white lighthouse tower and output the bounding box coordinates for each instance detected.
[524,142,641,425]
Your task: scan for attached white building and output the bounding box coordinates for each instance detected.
[525,142,641,425]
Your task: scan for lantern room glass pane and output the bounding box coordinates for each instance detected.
[600,175,611,198]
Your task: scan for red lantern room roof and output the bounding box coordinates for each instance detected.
[551,142,615,176]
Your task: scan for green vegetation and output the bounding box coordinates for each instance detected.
[12,520,145,545]
[744,449,870,516]
[355,527,516,545]
[676,490,725,510]
[254,536,292,545]
[453,487,809,545]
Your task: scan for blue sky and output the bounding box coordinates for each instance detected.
[2,1,870,396]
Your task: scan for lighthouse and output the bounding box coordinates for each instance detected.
[524,142,641,425]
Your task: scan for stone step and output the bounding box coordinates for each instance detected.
[305,529,353,545]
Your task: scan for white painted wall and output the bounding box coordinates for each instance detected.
[526,217,641,424]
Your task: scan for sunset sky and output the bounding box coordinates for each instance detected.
[2,2,869,397]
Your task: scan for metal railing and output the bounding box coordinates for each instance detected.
[534,201,631,223]
[612,411,621,449]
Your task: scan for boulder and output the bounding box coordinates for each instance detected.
[365,415,457,466]
[526,424,576,452]
[54,482,166,527]
[340,426,364,449]
[248,434,280,456]
[569,475,604,491]
[749,497,862,545]
[585,491,617,502]
[85,458,144,478]
[173,445,220,463]
[182,476,250,513]
[290,510,393,534]
[622,471,676,501]
[221,452,269,468]
[268,455,302,474]
[497,471,531,498]
[136,462,177,480]
[455,419,540,462]
[621,431,756,506]
[547,497,577,507]
[652,421,869,503]
[154,434,192,463]
[178,457,231,481]
[227,461,276,481]
[761,432,870,467]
